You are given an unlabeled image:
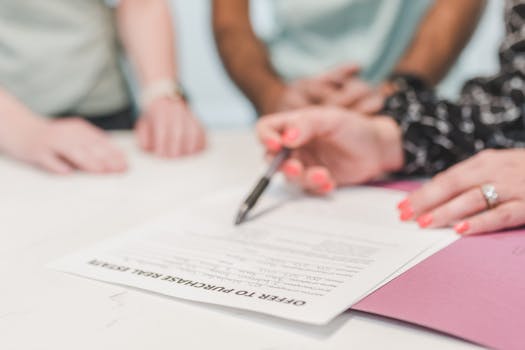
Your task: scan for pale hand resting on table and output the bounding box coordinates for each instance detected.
[135,97,206,158]
[265,64,387,115]
[256,107,404,194]
[397,149,525,235]
[0,115,127,175]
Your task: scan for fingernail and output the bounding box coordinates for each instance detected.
[283,163,300,177]
[265,139,282,152]
[417,214,433,228]
[399,207,414,221]
[282,128,300,144]
[454,221,470,235]
[311,171,327,185]
[321,182,334,193]
[397,198,410,210]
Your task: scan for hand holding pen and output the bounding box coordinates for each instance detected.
[249,107,403,201]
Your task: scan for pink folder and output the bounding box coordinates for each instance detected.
[355,182,525,350]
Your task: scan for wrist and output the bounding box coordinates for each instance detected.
[139,78,187,112]
[373,116,404,172]
[255,80,287,115]
[142,95,186,114]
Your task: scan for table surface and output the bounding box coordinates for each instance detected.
[0,130,482,350]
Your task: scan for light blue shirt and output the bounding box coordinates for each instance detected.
[265,0,432,84]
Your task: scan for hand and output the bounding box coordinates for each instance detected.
[324,77,387,114]
[0,117,127,174]
[256,107,404,194]
[135,97,206,158]
[263,64,361,114]
[397,149,525,235]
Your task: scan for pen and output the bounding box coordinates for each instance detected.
[235,147,292,225]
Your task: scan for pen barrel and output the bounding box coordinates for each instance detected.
[245,177,271,209]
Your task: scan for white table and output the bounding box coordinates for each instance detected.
[0,130,481,350]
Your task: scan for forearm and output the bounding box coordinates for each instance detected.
[0,89,47,154]
[212,0,284,114]
[384,76,525,176]
[0,89,42,126]
[116,0,177,88]
[393,0,485,85]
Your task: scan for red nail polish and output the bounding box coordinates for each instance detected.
[397,198,410,210]
[417,214,433,228]
[311,171,327,185]
[399,207,414,221]
[265,139,282,152]
[283,163,300,177]
[282,128,300,144]
[321,182,334,193]
[454,221,470,234]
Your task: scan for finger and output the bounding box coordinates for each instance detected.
[36,152,73,175]
[400,158,489,220]
[186,118,206,155]
[167,111,185,158]
[178,111,202,157]
[152,113,170,156]
[455,201,525,235]
[135,118,152,151]
[59,146,104,173]
[182,119,199,156]
[320,64,361,86]
[195,121,207,152]
[257,109,340,151]
[353,93,385,114]
[327,79,374,108]
[280,110,341,149]
[281,158,304,182]
[296,79,336,104]
[256,116,286,153]
[90,141,128,173]
[302,166,336,195]
[416,187,489,228]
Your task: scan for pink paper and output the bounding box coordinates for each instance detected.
[354,180,525,349]
[371,179,422,192]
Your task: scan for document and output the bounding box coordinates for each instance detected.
[49,186,457,325]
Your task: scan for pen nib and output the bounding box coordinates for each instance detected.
[235,204,249,226]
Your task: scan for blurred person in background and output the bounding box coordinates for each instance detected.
[213,0,485,116]
[256,0,525,236]
[0,0,206,175]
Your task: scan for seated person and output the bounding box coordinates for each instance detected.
[213,0,484,115]
[256,0,525,235]
[0,0,206,175]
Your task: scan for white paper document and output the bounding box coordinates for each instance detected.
[49,186,457,325]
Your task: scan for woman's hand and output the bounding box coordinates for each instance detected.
[0,117,127,175]
[135,97,206,158]
[256,107,404,194]
[398,149,525,235]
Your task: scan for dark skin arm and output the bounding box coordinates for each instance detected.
[213,0,486,114]
[391,0,486,86]
[212,0,285,115]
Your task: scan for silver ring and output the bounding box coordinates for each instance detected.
[480,184,499,209]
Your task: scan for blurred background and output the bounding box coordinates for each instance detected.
[169,0,504,129]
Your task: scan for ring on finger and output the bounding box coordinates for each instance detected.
[480,184,499,209]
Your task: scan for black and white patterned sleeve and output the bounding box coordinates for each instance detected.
[384,0,525,176]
